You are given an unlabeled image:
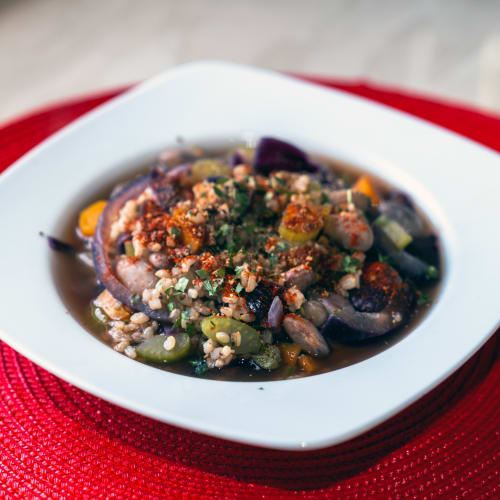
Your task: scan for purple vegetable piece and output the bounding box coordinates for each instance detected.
[230,150,245,167]
[92,166,190,322]
[267,296,284,330]
[245,282,275,321]
[319,294,405,342]
[41,232,75,253]
[349,286,387,313]
[253,137,319,175]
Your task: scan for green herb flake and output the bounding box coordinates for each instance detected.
[214,268,226,278]
[234,265,245,278]
[268,253,279,267]
[203,279,221,297]
[130,293,141,306]
[276,241,289,252]
[417,292,431,306]
[195,269,210,280]
[174,277,189,292]
[171,226,181,237]
[166,301,175,312]
[235,283,243,294]
[274,176,286,186]
[235,191,250,212]
[185,322,197,336]
[173,317,182,329]
[321,191,330,204]
[217,223,231,237]
[341,255,359,274]
[213,185,227,199]
[215,176,229,184]
[378,253,391,263]
[189,359,208,376]
[181,310,191,321]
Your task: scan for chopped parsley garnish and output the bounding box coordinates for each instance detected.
[321,191,330,204]
[235,191,250,213]
[166,301,175,312]
[173,317,182,329]
[378,253,391,263]
[213,185,227,199]
[217,223,231,237]
[181,310,191,321]
[171,226,181,237]
[215,177,229,184]
[214,268,226,278]
[341,255,359,274]
[130,293,141,306]
[189,359,208,376]
[174,277,189,292]
[235,283,243,294]
[195,269,210,279]
[276,241,289,252]
[203,279,222,297]
[268,253,279,267]
[234,265,245,278]
[185,322,197,336]
[417,292,431,306]
[274,176,286,186]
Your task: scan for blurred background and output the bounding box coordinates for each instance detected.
[2,0,500,123]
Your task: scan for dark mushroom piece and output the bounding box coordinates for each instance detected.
[372,224,439,282]
[282,314,330,357]
[308,262,412,342]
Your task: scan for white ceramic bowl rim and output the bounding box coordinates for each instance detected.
[0,61,499,450]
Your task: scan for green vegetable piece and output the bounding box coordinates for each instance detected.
[200,316,261,354]
[251,344,282,370]
[124,241,135,257]
[192,159,232,182]
[195,269,210,279]
[374,215,413,250]
[136,333,191,363]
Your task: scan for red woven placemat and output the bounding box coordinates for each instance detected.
[0,79,499,499]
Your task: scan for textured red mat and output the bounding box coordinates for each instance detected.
[0,79,499,499]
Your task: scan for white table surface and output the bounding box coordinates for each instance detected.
[2,0,500,124]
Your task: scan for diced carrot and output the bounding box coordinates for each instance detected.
[172,208,205,253]
[353,175,379,206]
[297,354,320,373]
[79,200,107,236]
[279,343,302,366]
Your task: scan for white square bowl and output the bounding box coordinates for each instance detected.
[0,61,499,450]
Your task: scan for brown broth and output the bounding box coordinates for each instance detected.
[51,147,443,382]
